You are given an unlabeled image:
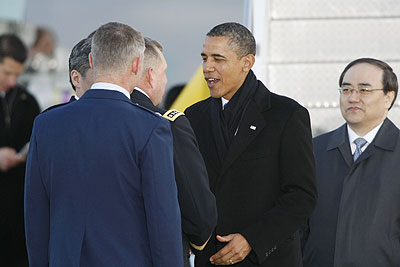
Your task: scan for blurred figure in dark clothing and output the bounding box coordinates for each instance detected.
[0,33,40,267]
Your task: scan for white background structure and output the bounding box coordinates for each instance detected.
[245,0,400,135]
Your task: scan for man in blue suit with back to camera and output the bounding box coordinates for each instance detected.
[24,22,183,267]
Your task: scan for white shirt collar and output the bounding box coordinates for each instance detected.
[134,87,150,99]
[90,82,131,99]
[347,121,384,154]
[221,97,229,110]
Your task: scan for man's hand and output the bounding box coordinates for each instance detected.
[0,147,25,171]
[209,233,252,265]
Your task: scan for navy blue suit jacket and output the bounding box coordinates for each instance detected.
[25,89,183,266]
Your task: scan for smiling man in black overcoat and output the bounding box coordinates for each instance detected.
[185,22,317,267]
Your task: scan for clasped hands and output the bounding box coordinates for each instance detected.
[209,233,252,265]
[0,147,25,172]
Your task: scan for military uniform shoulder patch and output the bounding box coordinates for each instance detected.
[163,109,184,122]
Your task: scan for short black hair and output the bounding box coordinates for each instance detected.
[0,34,27,63]
[68,36,92,91]
[207,22,256,58]
[339,58,398,109]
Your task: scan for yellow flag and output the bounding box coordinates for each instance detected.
[170,65,210,112]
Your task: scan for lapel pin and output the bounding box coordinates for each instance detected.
[250,125,256,130]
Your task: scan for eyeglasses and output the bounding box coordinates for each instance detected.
[338,87,384,96]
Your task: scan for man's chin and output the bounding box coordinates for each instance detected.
[345,118,363,126]
[210,90,222,99]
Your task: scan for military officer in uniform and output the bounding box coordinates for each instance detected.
[130,37,217,266]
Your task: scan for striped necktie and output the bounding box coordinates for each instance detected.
[353,137,367,162]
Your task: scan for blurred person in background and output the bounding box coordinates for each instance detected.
[30,27,55,58]
[131,37,217,267]
[302,58,400,267]
[25,27,57,73]
[0,33,40,267]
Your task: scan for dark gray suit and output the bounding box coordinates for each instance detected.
[303,118,400,266]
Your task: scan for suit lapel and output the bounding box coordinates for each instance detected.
[371,118,399,151]
[220,85,269,176]
[327,124,353,167]
[353,145,374,164]
[220,101,266,176]
[354,118,399,164]
[209,99,225,168]
[329,119,399,169]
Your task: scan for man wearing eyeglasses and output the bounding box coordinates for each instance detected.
[302,58,400,267]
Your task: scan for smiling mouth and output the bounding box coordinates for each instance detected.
[206,78,219,83]
[205,78,220,87]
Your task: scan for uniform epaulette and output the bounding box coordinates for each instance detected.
[162,109,184,122]
[131,102,162,117]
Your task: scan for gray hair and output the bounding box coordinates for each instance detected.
[207,22,256,58]
[141,37,163,78]
[91,22,145,75]
[68,36,92,91]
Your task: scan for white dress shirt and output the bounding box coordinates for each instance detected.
[90,82,131,99]
[221,97,229,110]
[347,121,384,155]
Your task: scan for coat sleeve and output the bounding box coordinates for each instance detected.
[240,106,317,264]
[171,116,217,248]
[140,119,184,267]
[24,119,50,267]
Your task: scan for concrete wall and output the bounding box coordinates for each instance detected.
[248,0,400,134]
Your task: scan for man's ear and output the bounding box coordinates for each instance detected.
[131,56,141,75]
[385,90,395,109]
[70,70,81,89]
[88,53,93,69]
[242,54,255,72]
[147,67,154,88]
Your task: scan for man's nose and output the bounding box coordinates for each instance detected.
[7,76,17,88]
[348,89,361,102]
[203,61,214,73]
